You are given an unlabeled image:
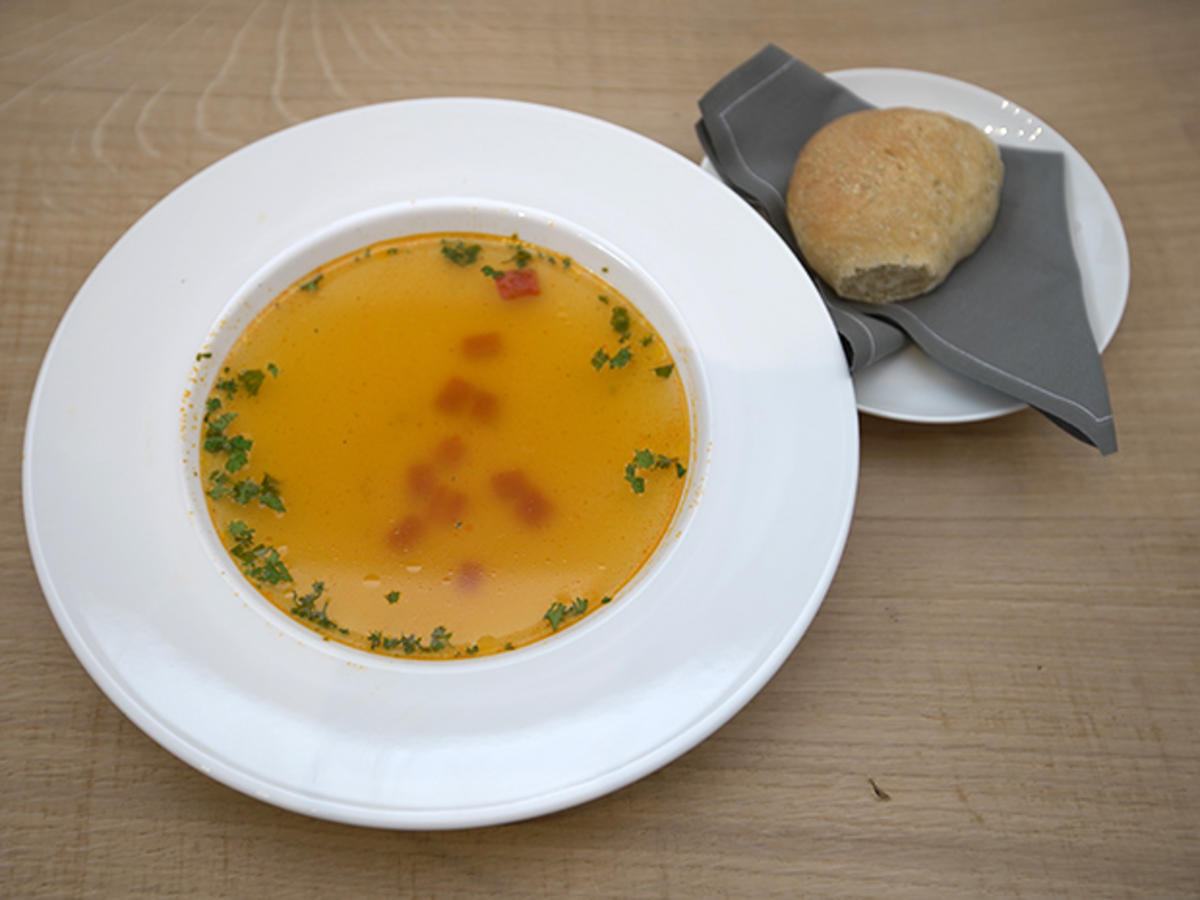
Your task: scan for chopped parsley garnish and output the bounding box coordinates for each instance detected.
[365,625,455,655]
[386,247,398,256]
[205,396,222,416]
[207,471,232,499]
[592,346,633,370]
[208,471,284,511]
[480,265,503,280]
[654,364,675,378]
[203,413,238,453]
[237,368,266,396]
[641,335,654,347]
[609,346,632,369]
[544,597,589,632]
[598,294,610,304]
[385,590,400,604]
[465,644,480,655]
[299,274,323,292]
[368,631,402,651]
[247,546,291,585]
[231,476,260,503]
[195,351,212,361]
[441,240,482,266]
[267,362,278,377]
[224,434,252,472]
[625,449,687,493]
[600,596,612,604]
[226,521,293,586]
[290,581,347,633]
[427,625,452,651]
[505,246,533,268]
[624,463,645,494]
[610,306,631,336]
[544,601,567,631]
[215,378,238,399]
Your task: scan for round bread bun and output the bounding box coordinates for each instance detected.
[786,107,1003,304]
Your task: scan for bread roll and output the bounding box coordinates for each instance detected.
[786,107,1003,303]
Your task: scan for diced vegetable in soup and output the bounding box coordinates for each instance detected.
[199,232,691,658]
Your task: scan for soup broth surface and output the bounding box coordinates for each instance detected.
[199,232,690,658]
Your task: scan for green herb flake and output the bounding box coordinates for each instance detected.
[441,240,482,266]
[205,411,236,436]
[544,597,590,632]
[641,335,654,347]
[299,274,323,292]
[465,644,480,655]
[386,590,400,605]
[654,364,675,378]
[290,581,341,630]
[267,362,279,378]
[544,601,567,632]
[227,520,254,543]
[224,435,253,473]
[480,265,504,280]
[600,596,612,605]
[610,306,631,336]
[258,474,286,511]
[609,346,633,369]
[195,351,213,361]
[624,462,645,494]
[249,547,292,585]
[237,368,265,396]
[597,294,610,305]
[505,246,533,269]
[624,449,684,493]
[386,247,398,256]
[215,378,238,399]
[591,348,610,370]
[204,396,222,417]
[207,471,232,500]
[231,478,261,504]
[426,625,452,652]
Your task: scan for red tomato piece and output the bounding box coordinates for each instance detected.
[516,487,552,526]
[457,560,485,591]
[435,376,472,412]
[435,435,465,466]
[471,389,498,422]
[407,462,436,498]
[495,268,540,300]
[492,469,529,499]
[428,486,468,524]
[387,515,424,552]
[462,331,503,357]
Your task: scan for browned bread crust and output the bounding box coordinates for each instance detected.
[786,107,1003,303]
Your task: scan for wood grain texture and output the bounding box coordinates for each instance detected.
[2,0,1197,896]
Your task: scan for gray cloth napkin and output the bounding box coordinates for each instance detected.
[697,44,1117,454]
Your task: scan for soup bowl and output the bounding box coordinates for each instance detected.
[24,98,858,827]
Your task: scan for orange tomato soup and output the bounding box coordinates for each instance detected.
[200,233,690,658]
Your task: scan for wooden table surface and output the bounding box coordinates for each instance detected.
[3,1,1197,896]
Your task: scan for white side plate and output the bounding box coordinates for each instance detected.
[705,68,1129,423]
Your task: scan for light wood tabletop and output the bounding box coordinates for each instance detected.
[3,1,1197,896]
